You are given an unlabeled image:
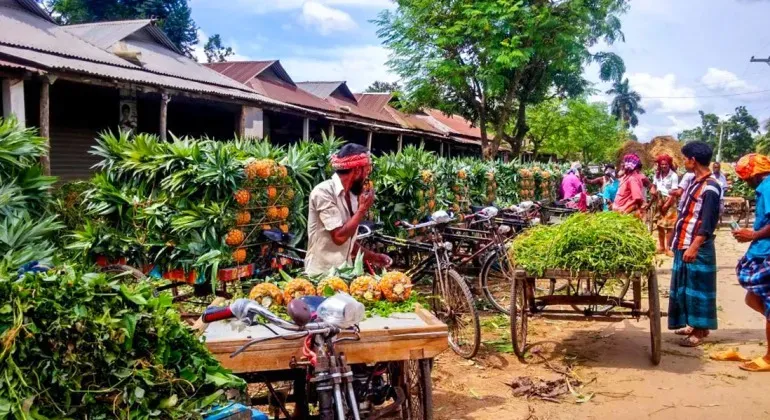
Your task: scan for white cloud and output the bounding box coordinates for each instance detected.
[627,72,699,114]
[701,67,758,93]
[666,115,698,134]
[281,45,397,92]
[299,2,358,35]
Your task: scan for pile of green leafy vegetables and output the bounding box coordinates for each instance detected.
[510,212,656,276]
[0,266,244,419]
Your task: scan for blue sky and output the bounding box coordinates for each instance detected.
[190,0,770,142]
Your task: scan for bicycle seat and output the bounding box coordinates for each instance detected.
[261,229,295,244]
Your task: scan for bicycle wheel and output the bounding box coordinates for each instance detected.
[401,359,433,420]
[648,270,662,366]
[480,251,513,315]
[432,269,480,359]
[509,277,528,357]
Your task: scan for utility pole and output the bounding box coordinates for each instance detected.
[717,122,725,163]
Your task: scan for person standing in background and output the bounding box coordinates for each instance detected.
[612,154,645,215]
[560,162,584,200]
[668,141,721,347]
[646,154,679,256]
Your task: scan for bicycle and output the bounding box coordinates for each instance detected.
[202,294,424,419]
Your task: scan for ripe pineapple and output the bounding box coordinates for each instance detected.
[420,170,433,183]
[279,206,290,220]
[235,211,251,226]
[252,159,274,179]
[428,200,436,211]
[232,248,247,263]
[458,169,467,179]
[283,278,316,302]
[234,190,251,206]
[350,276,382,302]
[244,162,259,180]
[280,223,290,233]
[379,271,412,302]
[225,229,245,247]
[262,224,272,230]
[285,189,295,200]
[277,165,289,178]
[249,283,283,308]
[267,186,277,201]
[317,277,349,296]
[266,206,279,220]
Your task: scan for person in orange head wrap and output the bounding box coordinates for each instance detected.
[733,153,770,371]
[645,154,679,256]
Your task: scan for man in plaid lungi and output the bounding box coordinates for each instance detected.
[668,141,721,347]
[733,153,770,371]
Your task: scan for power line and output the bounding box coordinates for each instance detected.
[640,88,770,99]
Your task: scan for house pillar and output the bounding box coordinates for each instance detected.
[366,131,373,150]
[243,106,264,138]
[328,123,335,138]
[39,76,56,175]
[397,134,403,152]
[159,92,170,141]
[302,117,310,141]
[1,78,25,126]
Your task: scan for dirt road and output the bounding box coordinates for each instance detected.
[432,228,770,420]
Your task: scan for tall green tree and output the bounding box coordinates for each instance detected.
[755,120,770,155]
[539,99,624,162]
[679,107,758,161]
[203,34,233,63]
[606,78,645,127]
[375,0,628,159]
[45,0,198,57]
[525,99,567,159]
[365,81,402,93]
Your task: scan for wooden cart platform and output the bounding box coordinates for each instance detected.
[205,307,448,373]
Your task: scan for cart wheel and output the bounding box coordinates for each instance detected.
[432,269,480,359]
[401,359,433,420]
[648,270,662,365]
[509,278,528,358]
[479,251,512,315]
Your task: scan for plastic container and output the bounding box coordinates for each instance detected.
[316,293,365,328]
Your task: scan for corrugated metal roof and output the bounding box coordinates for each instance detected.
[297,81,353,100]
[0,5,140,68]
[423,109,483,138]
[0,44,304,110]
[205,61,276,84]
[250,78,337,112]
[10,0,54,23]
[64,20,153,50]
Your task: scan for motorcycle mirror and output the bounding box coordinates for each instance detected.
[287,299,311,327]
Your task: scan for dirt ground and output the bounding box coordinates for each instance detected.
[431,228,770,420]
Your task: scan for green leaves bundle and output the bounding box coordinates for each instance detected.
[510,212,656,276]
[0,267,244,419]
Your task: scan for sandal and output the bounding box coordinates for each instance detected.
[679,335,704,347]
[665,250,674,257]
[710,349,749,362]
[739,357,770,372]
[674,326,693,336]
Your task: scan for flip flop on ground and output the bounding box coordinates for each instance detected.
[710,349,749,362]
[739,357,770,372]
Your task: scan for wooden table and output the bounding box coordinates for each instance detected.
[204,308,447,419]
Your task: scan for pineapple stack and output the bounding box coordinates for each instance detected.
[518,168,536,201]
[451,167,471,214]
[228,159,294,265]
[535,167,554,201]
[485,170,497,205]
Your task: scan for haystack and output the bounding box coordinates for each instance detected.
[646,136,685,169]
[616,140,652,168]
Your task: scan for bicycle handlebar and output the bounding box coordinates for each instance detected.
[203,298,327,332]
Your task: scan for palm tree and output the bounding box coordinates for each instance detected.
[606,78,645,128]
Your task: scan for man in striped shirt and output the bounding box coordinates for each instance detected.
[668,141,722,347]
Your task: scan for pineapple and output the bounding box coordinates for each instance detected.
[317,277,349,296]
[262,224,272,230]
[458,169,467,179]
[244,162,259,180]
[285,189,295,200]
[235,211,251,226]
[266,206,279,220]
[267,186,277,201]
[350,276,382,302]
[232,248,247,263]
[234,190,250,206]
[379,271,412,302]
[277,165,289,178]
[420,170,433,183]
[251,159,275,179]
[428,200,436,211]
[280,223,290,233]
[225,229,245,247]
[416,190,424,202]
[279,206,290,220]
[249,283,283,308]
[283,278,316,302]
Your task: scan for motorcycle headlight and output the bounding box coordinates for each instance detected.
[443,241,454,252]
[317,293,365,328]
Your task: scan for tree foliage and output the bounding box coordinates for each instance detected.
[376,0,629,159]
[45,0,198,57]
[203,34,233,63]
[365,81,402,93]
[606,78,645,127]
[530,98,624,163]
[679,107,759,161]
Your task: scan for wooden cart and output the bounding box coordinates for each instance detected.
[722,196,751,227]
[205,308,448,419]
[509,268,662,365]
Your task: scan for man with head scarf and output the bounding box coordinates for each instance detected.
[560,161,584,200]
[645,154,679,256]
[732,154,770,371]
[612,154,645,215]
[305,143,391,276]
[668,141,721,347]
